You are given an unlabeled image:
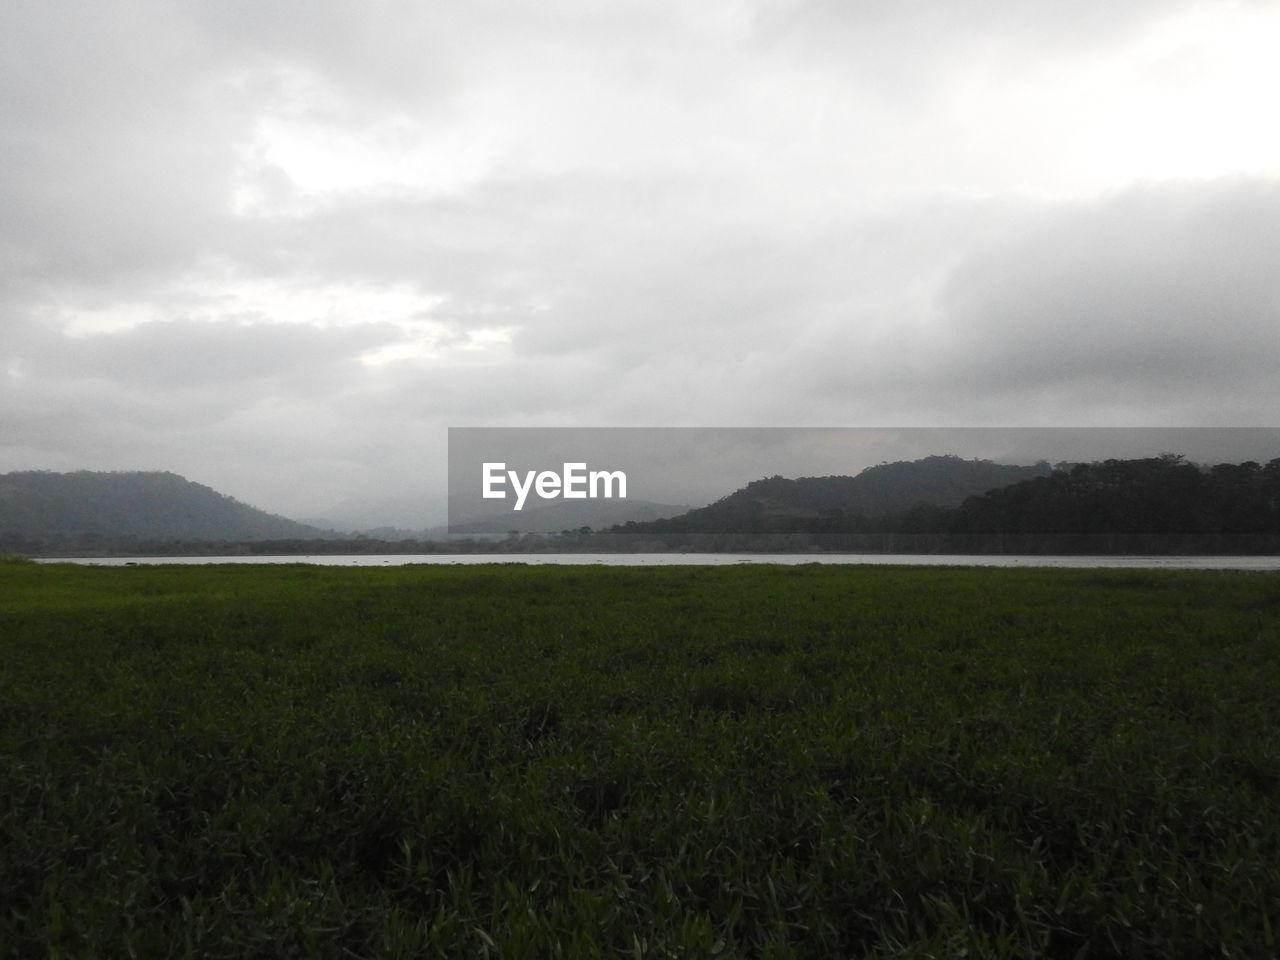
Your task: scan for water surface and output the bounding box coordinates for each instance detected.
[39,554,1280,570]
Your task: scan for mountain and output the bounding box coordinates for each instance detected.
[616,455,1052,534]
[0,470,332,542]
[301,493,450,535]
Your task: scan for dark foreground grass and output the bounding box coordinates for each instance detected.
[1,561,1278,958]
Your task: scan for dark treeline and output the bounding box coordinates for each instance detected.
[607,455,1280,554]
[4,532,661,558]
[1,534,518,558]
[947,454,1280,536]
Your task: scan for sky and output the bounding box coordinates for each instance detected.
[3,0,1279,522]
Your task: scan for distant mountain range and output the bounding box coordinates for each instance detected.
[299,493,451,535]
[0,458,1055,546]
[0,470,694,545]
[618,455,1052,534]
[0,471,331,543]
[13,454,1269,552]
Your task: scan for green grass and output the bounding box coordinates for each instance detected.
[1,561,1278,958]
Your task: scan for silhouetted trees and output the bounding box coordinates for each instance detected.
[948,455,1280,536]
[609,454,1280,552]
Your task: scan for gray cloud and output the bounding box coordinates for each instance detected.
[0,4,248,288]
[756,0,1211,76]
[26,318,397,390]
[2,0,1277,516]
[935,177,1280,417]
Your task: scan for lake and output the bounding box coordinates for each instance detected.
[37,554,1280,570]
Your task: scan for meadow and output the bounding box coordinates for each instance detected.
[1,558,1278,958]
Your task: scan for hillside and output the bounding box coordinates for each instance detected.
[0,471,331,544]
[617,455,1051,534]
[948,454,1280,535]
[302,493,450,535]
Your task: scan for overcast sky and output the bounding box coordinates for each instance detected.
[3,0,1279,519]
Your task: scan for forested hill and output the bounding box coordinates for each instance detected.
[619,455,1051,534]
[948,455,1280,535]
[0,471,330,543]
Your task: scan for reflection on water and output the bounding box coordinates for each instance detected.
[37,554,1280,570]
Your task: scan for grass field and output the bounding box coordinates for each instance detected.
[1,559,1278,958]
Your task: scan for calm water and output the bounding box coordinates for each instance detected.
[38,554,1280,570]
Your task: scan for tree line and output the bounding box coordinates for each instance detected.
[605,455,1280,553]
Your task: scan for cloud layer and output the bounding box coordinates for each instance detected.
[3,0,1278,516]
